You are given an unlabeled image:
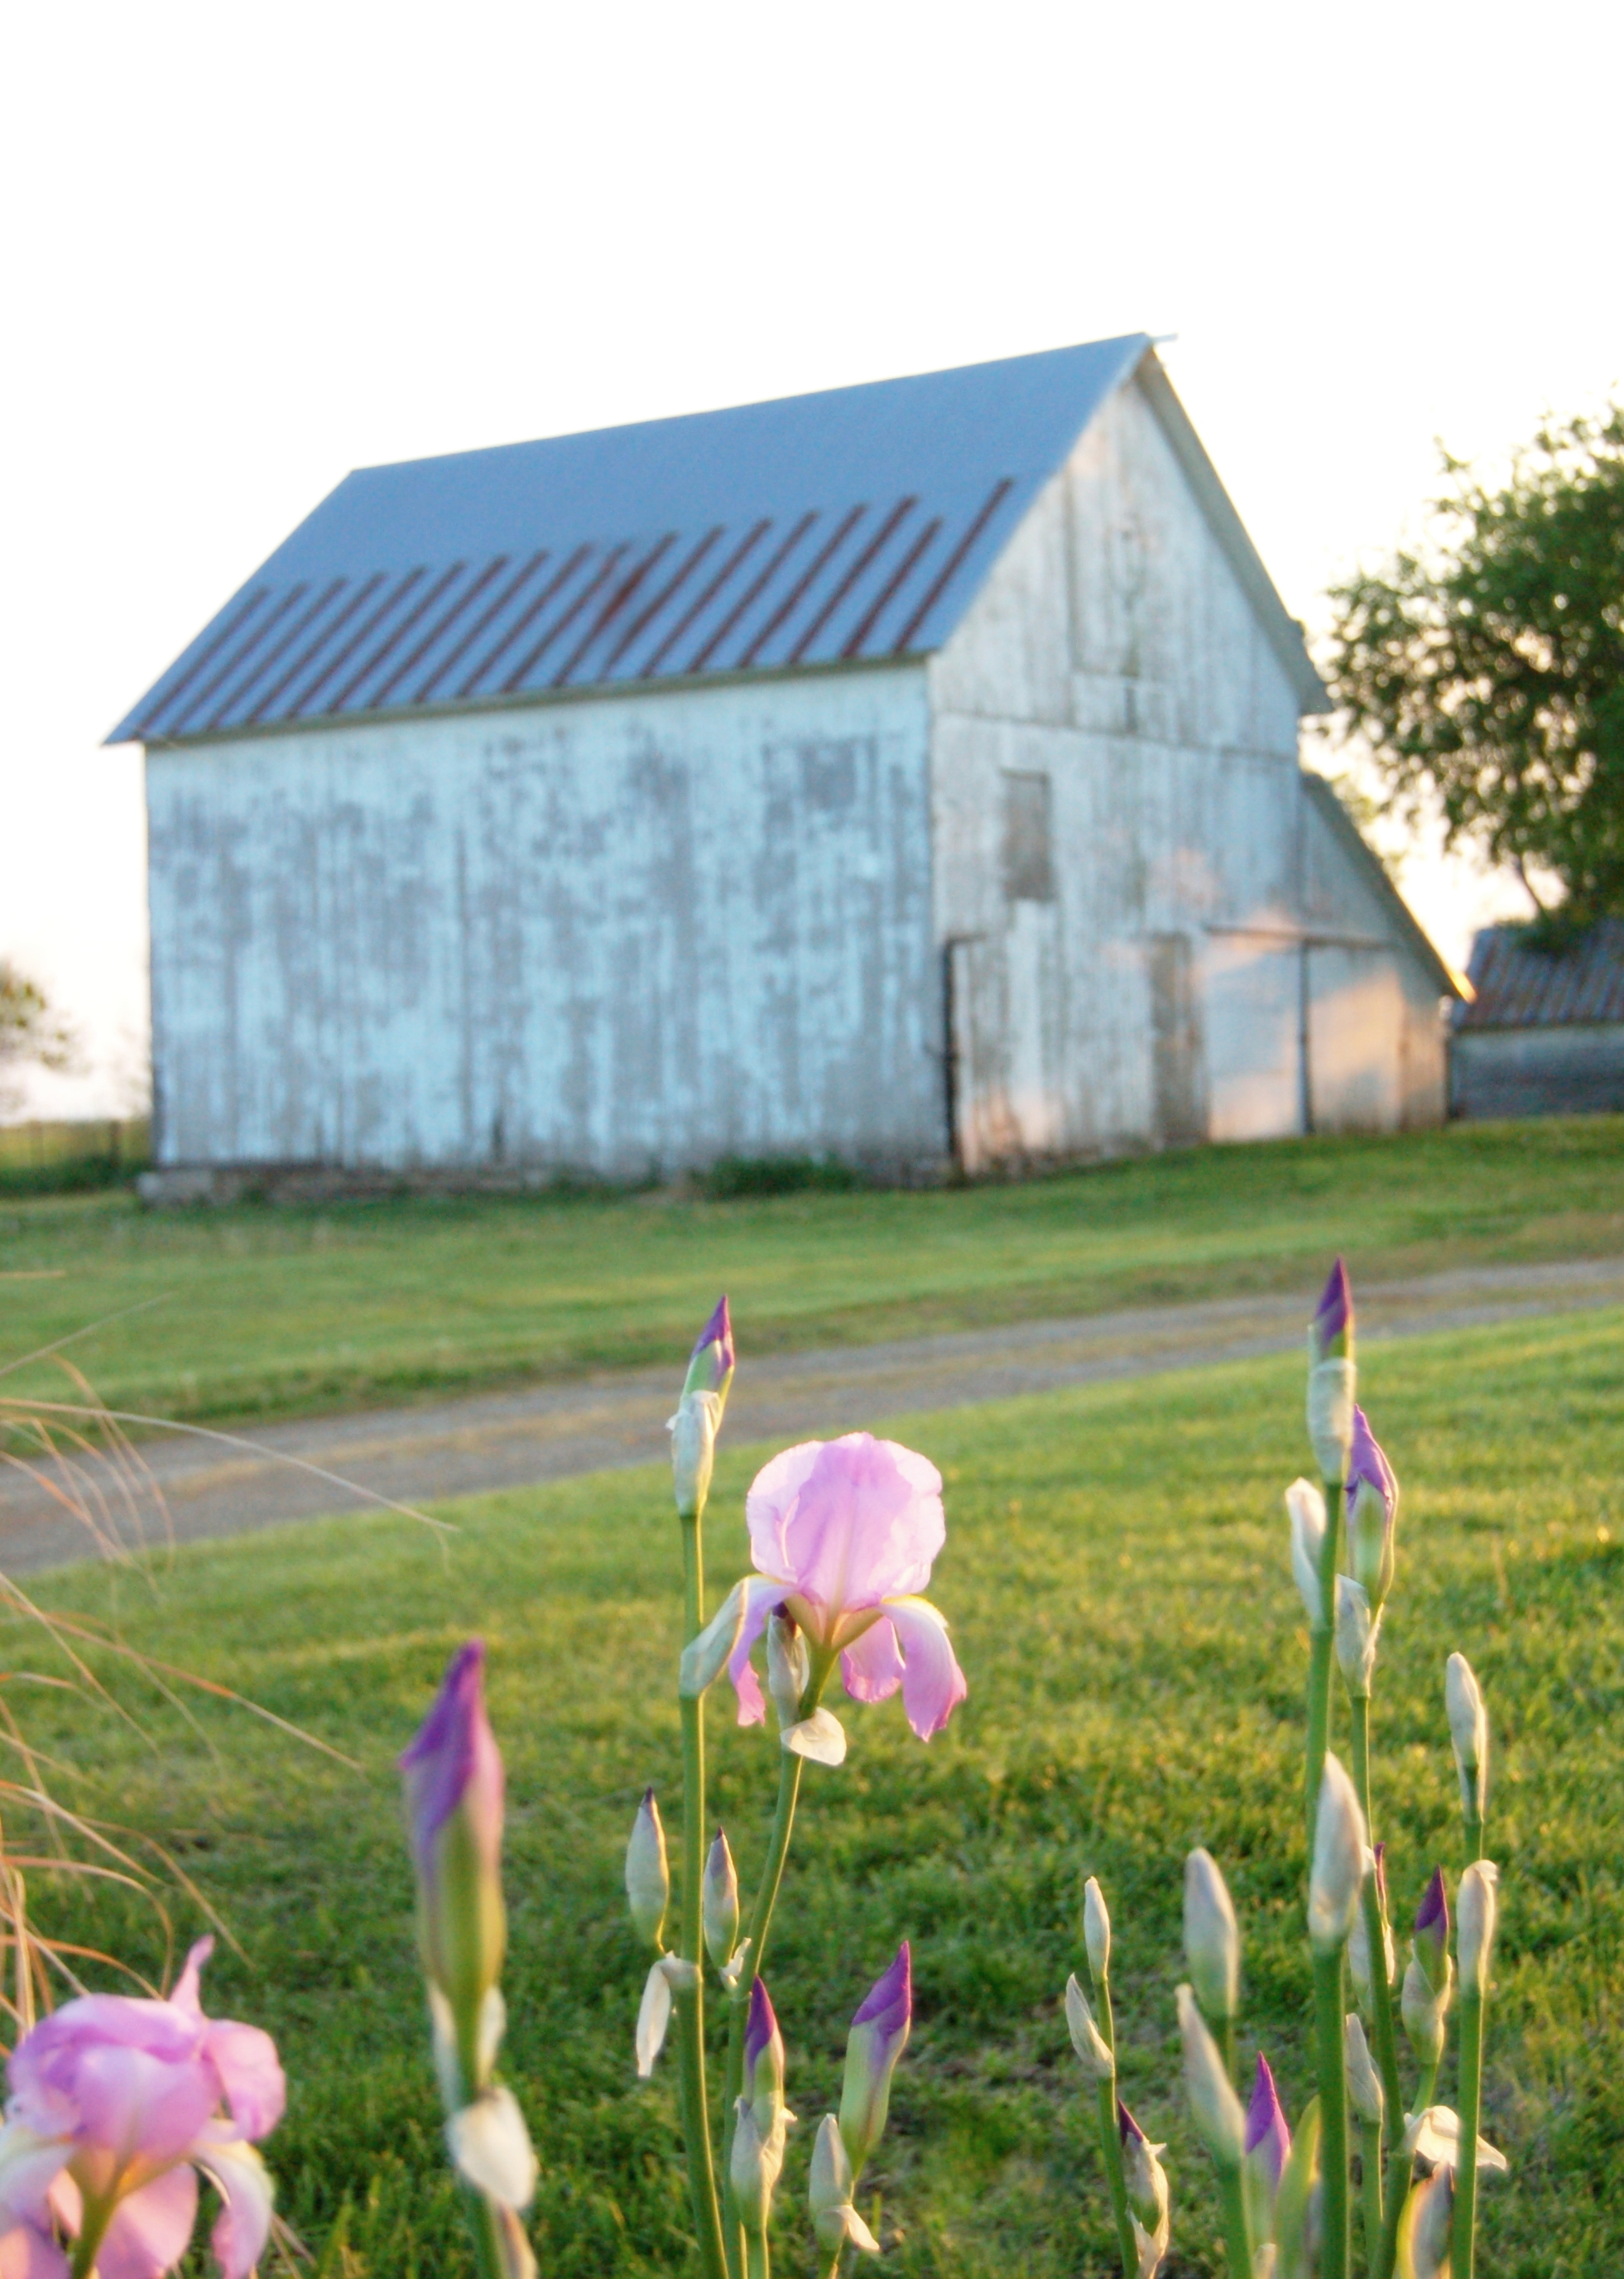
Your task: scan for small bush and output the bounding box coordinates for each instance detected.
[699,1152,865,1200]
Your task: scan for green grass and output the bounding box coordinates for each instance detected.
[17,1307,1621,2275]
[2,1118,1624,1426]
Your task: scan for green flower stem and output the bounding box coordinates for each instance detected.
[677,1508,728,2279]
[1464,1806,1486,1865]
[1358,2118,1384,2270]
[1304,1472,1344,1846]
[744,2231,771,2279]
[1348,1690,1374,1835]
[1452,1985,1487,2279]
[722,1745,808,2274]
[1348,1695,1407,2188]
[70,2203,115,2279]
[1216,2161,1253,2279]
[464,2190,515,2279]
[1375,2028,1432,2279]
[1087,1967,1136,2279]
[1312,1945,1352,2279]
[433,2045,520,2279]
[1095,2076,1136,2279]
[1376,2155,1414,2279]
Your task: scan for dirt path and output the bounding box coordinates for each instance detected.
[4,1255,1622,1574]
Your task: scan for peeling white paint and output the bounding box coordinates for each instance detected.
[147,668,939,1176]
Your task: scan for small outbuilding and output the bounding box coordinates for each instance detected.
[1452,920,1624,1118]
[113,334,1460,1190]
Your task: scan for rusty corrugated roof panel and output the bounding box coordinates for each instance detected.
[113,339,1162,745]
[1455,919,1624,1028]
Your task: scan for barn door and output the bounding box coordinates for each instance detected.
[999,770,1063,1156]
[1203,931,1304,1140]
[1146,932,1206,1142]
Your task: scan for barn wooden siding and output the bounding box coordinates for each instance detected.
[146,668,942,1178]
[928,368,1447,1169]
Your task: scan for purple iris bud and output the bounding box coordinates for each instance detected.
[398,1641,507,2047]
[1346,1407,1396,1513]
[683,1295,736,1402]
[1244,2054,1290,2191]
[1414,1867,1450,1993]
[838,1942,912,2173]
[743,1976,788,2122]
[1312,1258,1353,1361]
[744,1976,775,2067]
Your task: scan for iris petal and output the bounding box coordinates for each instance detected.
[884,1598,968,1739]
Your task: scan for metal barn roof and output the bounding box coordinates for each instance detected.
[1457,918,1624,1029]
[112,336,1158,745]
[111,332,1324,746]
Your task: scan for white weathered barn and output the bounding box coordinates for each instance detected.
[113,334,1458,1188]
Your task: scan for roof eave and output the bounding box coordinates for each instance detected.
[112,644,934,753]
[1301,770,1463,998]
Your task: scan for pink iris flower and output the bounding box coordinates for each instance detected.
[728,1434,967,1741]
[0,1939,284,2279]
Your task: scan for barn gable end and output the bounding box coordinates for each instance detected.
[928,353,1451,1165]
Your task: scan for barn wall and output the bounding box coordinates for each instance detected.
[1451,1024,1624,1119]
[146,667,941,1177]
[929,370,1312,1167]
[1300,788,1449,1131]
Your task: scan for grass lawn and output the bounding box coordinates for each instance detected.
[2,1117,1624,1428]
[14,1304,1620,2276]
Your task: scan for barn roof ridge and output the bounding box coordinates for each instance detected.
[108,333,1324,746]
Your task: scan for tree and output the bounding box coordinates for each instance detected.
[0,961,78,1114]
[1324,404,1624,934]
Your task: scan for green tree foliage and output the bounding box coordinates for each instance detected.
[1325,406,1624,931]
[0,960,78,1112]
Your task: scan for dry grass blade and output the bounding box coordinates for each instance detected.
[0,1336,378,2055]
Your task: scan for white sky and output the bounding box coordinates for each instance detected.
[3,0,1621,1117]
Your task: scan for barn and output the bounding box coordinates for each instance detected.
[1451,919,1624,1118]
[113,334,1458,1191]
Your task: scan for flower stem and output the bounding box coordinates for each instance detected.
[1083,1952,1136,2278]
[678,1510,728,2279]
[1464,1806,1485,1865]
[1376,2156,1414,2279]
[1312,1945,1351,2279]
[1094,2075,1136,2279]
[70,2204,115,2279]
[1358,2117,1384,2269]
[1452,1984,1486,2279]
[1216,2160,1252,2278]
[463,2188,515,2279]
[1349,1695,1407,2203]
[1304,1472,1343,1845]
[744,2229,771,2279]
[1377,2050,1430,2279]
[722,1748,805,2277]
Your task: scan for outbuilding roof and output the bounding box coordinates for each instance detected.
[1456,918,1624,1029]
[110,334,1327,746]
